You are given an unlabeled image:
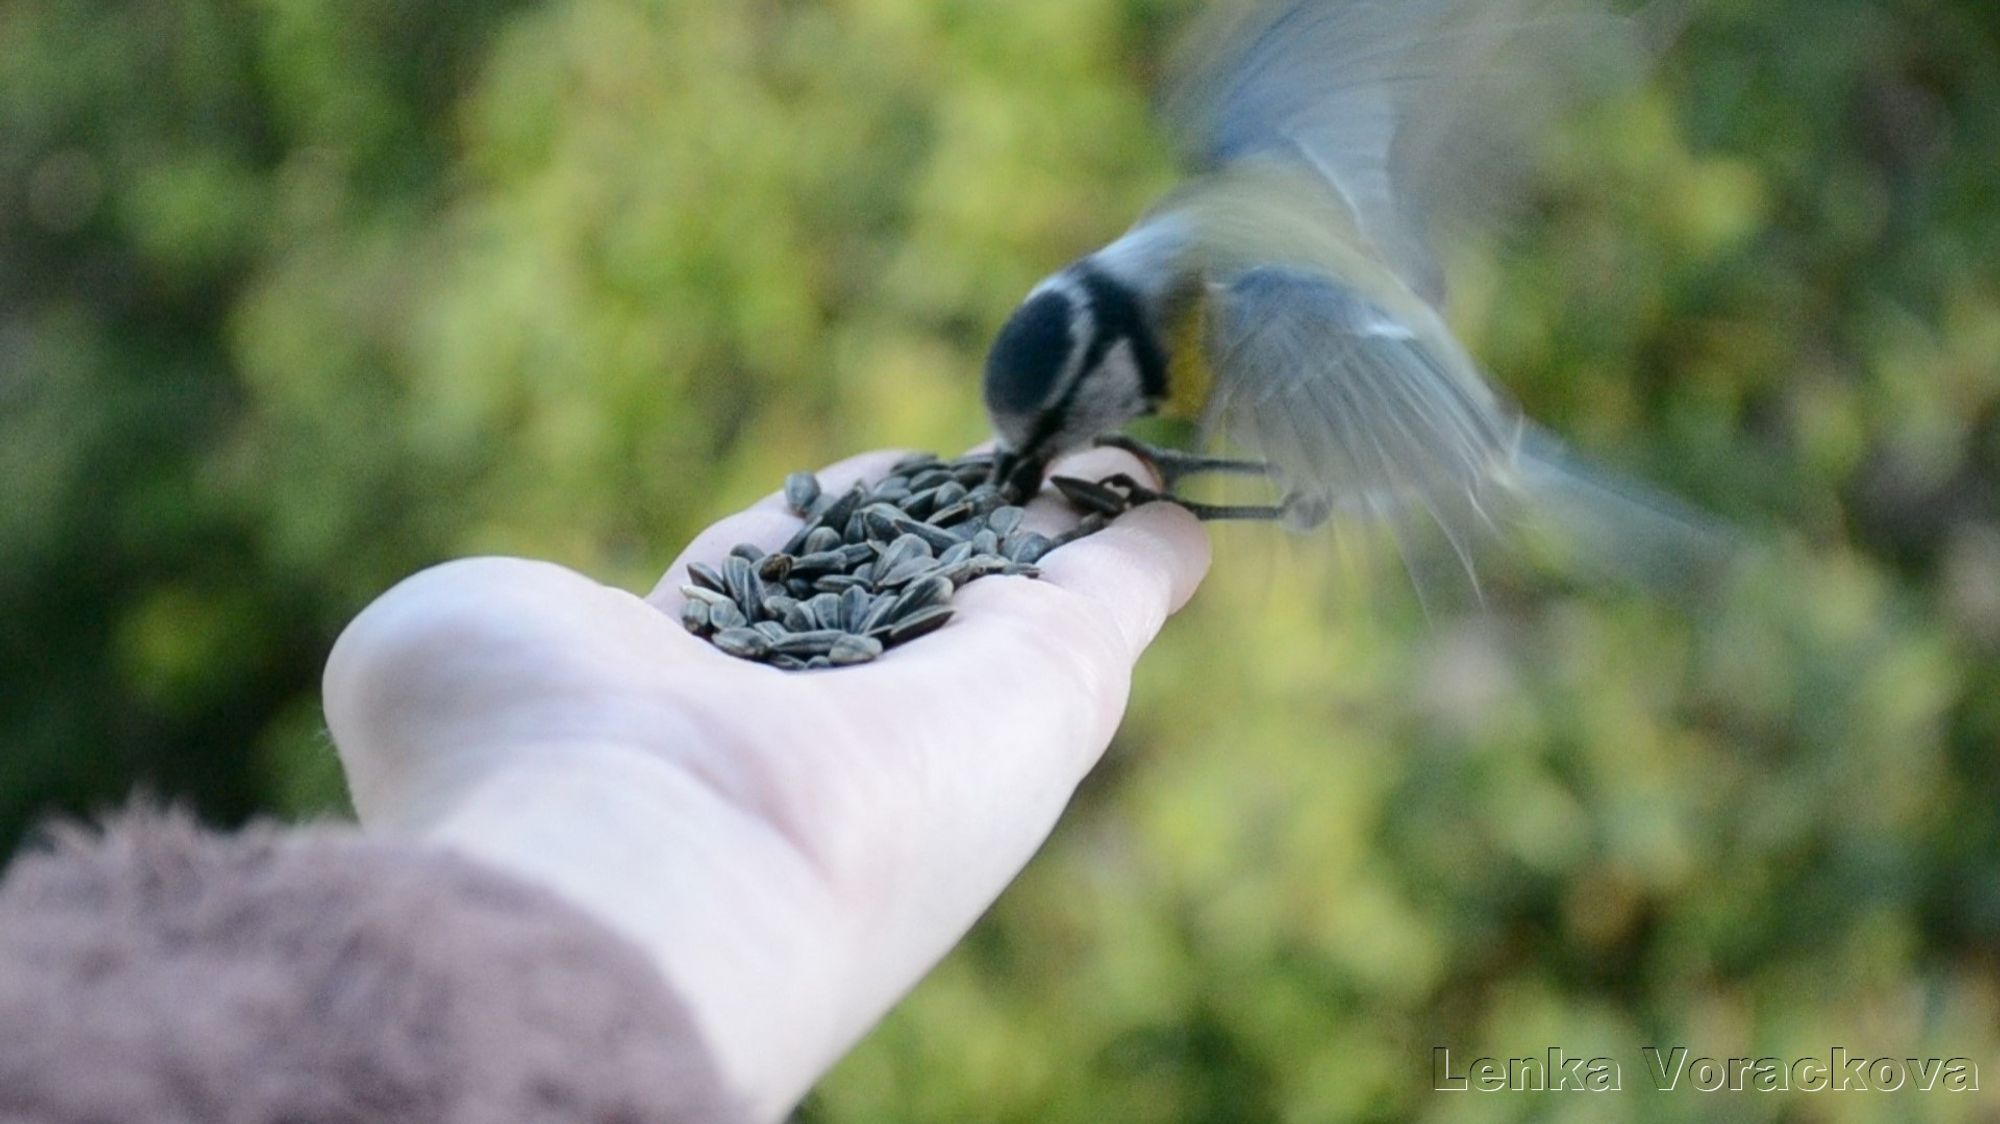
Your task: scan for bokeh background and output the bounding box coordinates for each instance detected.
[4,0,1998,1119]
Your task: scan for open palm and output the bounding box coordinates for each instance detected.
[322,447,1208,1121]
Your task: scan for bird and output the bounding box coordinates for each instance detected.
[982,0,1724,601]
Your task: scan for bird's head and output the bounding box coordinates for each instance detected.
[983,267,1166,499]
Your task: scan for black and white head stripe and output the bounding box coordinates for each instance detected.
[976,282,1088,418]
[986,264,1167,416]
[984,259,1175,466]
[983,285,1080,416]
[1071,263,1168,403]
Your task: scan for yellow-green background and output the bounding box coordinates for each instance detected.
[3,0,1998,1119]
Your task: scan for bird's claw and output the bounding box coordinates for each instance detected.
[1059,435,1292,522]
[1049,470,1290,524]
[1090,434,1271,489]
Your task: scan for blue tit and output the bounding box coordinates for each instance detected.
[984,0,1722,594]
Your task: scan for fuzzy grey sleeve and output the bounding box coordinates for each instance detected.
[0,810,750,1124]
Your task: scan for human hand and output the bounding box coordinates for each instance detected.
[321,446,1209,1121]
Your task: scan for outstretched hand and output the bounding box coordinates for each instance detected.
[322,445,1209,1121]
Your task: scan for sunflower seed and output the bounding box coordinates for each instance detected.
[933,558,980,587]
[949,459,993,484]
[862,503,904,541]
[784,471,822,515]
[1049,475,1126,517]
[964,555,1013,580]
[828,634,884,665]
[679,584,729,607]
[864,540,912,580]
[906,467,952,492]
[884,605,954,645]
[710,600,749,630]
[780,599,815,632]
[680,600,711,635]
[839,585,872,631]
[1003,531,1053,564]
[806,592,843,629]
[790,550,847,578]
[712,627,771,660]
[927,500,975,528]
[773,629,849,655]
[899,486,941,519]
[878,555,938,588]
[780,523,814,557]
[815,485,865,534]
[723,556,758,607]
[1046,512,1109,549]
[891,574,953,618]
[855,592,897,634]
[897,516,962,553]
[687,561,728,594]
[690,450,1133,668]
[875,533,930,577]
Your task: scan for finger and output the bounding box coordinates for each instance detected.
[1034,498,1211,648]
[648,449,910,609]
[784,473,1208,1040]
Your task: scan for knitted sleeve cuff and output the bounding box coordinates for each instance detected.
[0,809,751,1124]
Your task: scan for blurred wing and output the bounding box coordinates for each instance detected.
[1204,266,1733,603]
[1163,0,1652,306]
[1203,266,1513,534]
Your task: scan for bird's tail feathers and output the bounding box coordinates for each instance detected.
[1504,424,1738,599]
[1304,424,1738,615]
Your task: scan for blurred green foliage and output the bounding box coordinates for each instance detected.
[4,0,1999,1119]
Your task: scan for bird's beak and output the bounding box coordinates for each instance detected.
[991,446,1048,505]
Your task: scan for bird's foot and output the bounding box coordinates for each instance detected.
[1075,434,1297,522]
[1091,433,1271,490]
[1049,472,1295,524]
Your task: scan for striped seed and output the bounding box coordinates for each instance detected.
[784,471,822,515]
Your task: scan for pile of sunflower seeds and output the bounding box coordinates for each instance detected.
[680,451,1120,670]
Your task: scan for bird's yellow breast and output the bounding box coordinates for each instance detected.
[1159,293,1214,422]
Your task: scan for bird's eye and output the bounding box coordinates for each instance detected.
[983,291,1075,415]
